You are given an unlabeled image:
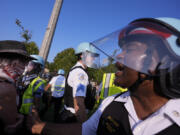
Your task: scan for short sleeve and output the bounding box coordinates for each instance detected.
[68,68,88,97]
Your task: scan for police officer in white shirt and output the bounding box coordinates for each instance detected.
[82,17,180,135]
[30,17,180,135]
[44,69,65,122]
[62,42,99,123]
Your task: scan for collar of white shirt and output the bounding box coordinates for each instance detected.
[73,61,86,69]
[114,91,180,126]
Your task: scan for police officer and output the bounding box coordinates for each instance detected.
[99,73,127,103]
[83,17,180,135]
[30,17,180,135]
[0,40,34,134]
[61,42,99,123]
[19,55,46,115]
[44,69,65,122]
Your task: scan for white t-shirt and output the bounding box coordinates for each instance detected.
[82,91,180,135]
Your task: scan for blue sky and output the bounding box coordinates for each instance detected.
[1,0,180,62]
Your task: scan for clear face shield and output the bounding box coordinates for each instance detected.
[91,20,180,76]
[26,61,35,72]
[82,51,100,68]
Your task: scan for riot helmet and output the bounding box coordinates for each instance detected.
[26,55,45,74]
[75,42,99,68]
[91,17,180,98]
[58,69,65,75]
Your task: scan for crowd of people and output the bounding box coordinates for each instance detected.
[0,17,180,135]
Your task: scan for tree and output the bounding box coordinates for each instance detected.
[53,48,77,74]
[87,67,104,84]
[46,61,56,73]
[15,18,39,55]
[15,19,32,42]
[24,41,39,55]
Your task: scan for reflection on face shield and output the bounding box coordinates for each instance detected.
[82,51,99,68]
[116,41,161,75]
[26,61,35,72]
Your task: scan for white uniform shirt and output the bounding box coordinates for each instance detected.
[67,62,89,97]
[49,75,65,98]
[82,91,180,135]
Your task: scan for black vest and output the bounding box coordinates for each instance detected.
[64,66,87,108]
[97,95,180,135]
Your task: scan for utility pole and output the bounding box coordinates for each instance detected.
[39,0,63,62]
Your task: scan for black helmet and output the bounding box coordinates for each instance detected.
[0,40,34,60]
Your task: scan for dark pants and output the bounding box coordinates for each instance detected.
[39,92,52,119]
[40,94,63,122]
[51,97,63,122]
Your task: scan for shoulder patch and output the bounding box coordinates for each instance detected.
[78,73,85,81]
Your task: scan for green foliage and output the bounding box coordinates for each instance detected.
[87,68,104,84]
[24,41,39,55]
[87,64,116,84]
[15,19,39,55]
[15,19,32,42]
[101,63,117,73]
[46,61,56,72]
[53,48,77,74]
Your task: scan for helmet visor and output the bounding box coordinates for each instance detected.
[91,20,180,75]
[82,51,100,69]
[26,61,35,72]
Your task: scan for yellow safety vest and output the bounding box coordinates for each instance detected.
[19,77,46,115]
[100,73,127,101]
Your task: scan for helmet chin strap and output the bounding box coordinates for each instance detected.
[129,72,153,92]
[129,46,154,92]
